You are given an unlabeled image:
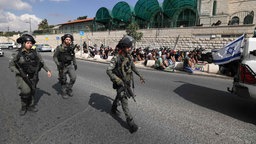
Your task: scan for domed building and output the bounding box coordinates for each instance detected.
[94,0,255,30]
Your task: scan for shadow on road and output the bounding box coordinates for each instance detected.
[34,88,51,105]
[88,93,130,131]
[52,82,62,96]
[174,82,256,124]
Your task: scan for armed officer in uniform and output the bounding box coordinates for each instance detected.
[53,34,77,99]
[106,35,145,133]
[9,34,52,116]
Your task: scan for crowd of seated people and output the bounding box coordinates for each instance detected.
[82,43,237,76]
[83,43,204,73]
[83,43,115,59]
[139,47,202,73]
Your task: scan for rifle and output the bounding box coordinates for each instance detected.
[115,56,136,102]
[14,61,36,95]
[69,44,78,55]
[117,82,136,102]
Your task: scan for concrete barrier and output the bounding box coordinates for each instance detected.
[208,63,219,74]
[93,55,101,61]
[106,56,113,61]
[174,62,183,70]
[146,60,155,67]
[75,51,80,56]
[82,53,89,59]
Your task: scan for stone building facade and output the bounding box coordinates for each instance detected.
[200,0,256,26]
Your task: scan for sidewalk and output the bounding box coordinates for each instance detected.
[75,52,232,80]
[133,60,232,79]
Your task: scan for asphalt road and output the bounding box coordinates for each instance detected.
[1,50,256,144]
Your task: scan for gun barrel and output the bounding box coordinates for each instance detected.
[117,84,136,102]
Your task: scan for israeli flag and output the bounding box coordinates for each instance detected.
[212,34,244,65]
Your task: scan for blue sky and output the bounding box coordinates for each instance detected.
[0,0,164,32]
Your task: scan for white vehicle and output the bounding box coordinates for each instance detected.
[0,42,17,49]
[228,37,256,99]
[0,48,4,56]
[33,44,53,52]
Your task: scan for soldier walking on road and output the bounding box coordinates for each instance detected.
[9,34,52,116]
[53,34,77,99]
[106,35,145,133]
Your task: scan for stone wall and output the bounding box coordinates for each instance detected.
[0,25,255,51]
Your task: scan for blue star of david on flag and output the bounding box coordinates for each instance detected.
[226,46,235,55]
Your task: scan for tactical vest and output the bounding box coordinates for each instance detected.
[113,55,133,83]
[57,45,74,65]
[17,49,39,74]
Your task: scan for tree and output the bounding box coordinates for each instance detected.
[38,19,49,30]
[126,22,143,43]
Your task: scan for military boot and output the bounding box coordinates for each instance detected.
[61,93,69,99]
[26,96,38,112]
[61,86,69,99]
[27,105,38,112]
[111,104,120,115]
[19,105,27,116]
[66,89,73,97]
[126,118,138,133]
[19,99,28,116]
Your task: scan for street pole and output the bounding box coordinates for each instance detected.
[7,26,9,42]
[26,18,31,34]
[29,18,31,34]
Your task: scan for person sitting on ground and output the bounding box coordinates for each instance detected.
[183,52,194,73]
[83,41,88,53]
[139,47,145,61]
[131,48,137,61]
[154,52,166,70]
[191,51,199,64]
[151,49,157,60]
[161,51,168,66]
[164,51,176,72]
[103,46,109,59]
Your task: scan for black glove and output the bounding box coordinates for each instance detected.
[74,64,77,70]
[57,65,62,70]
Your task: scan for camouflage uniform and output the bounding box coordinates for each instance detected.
[9,48,50,115]
[53,44,77,98]
[106,39,144,133]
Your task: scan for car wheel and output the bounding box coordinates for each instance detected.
[207,57,213,63]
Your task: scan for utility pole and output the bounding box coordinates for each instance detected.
[7,26,9,42]
[26,18,32,34]
[29,18,31,34]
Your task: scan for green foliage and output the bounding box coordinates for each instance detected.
[126,23,143,42]
[0,31,20,36]
[35,19,55,35]
[38,19,49,30]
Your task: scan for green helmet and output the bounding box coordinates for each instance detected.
[61,33,74,42]
[117,35,134,49]
[16,34,36,44]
